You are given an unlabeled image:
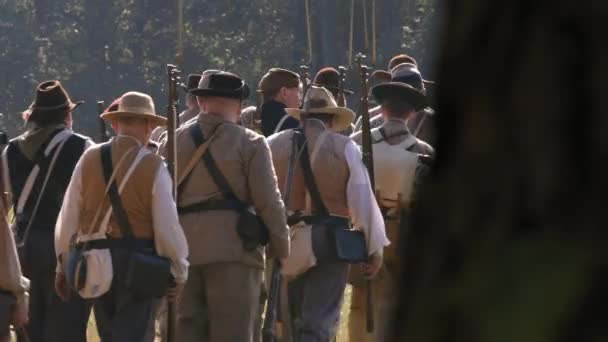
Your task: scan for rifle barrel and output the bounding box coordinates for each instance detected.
[356,54,375,334]
[97,101,108,143]
[165,64,180,342]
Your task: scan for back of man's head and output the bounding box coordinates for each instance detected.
[259,68,300,103]
[382,97,416,119]
[199,95,242,123]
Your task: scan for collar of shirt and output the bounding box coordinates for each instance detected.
[115,134,143,147]
[261,99,287,116]
[18,124,67,160]
[198,112,237,137]
[381,118,413,140]
[387,117,408,127]
[304,118,328,130]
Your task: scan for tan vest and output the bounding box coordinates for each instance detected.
[271,120,350,217]
[78,136,162,239]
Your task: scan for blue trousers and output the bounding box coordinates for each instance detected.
[93,249,158,342]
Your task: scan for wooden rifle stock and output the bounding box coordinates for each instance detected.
[262,131,300,342]
[263,259,282,342]
[356,53,375,334]
[165,64,181,342]
[97,101,109,142]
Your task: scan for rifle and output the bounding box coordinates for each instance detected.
[165,64,181,342]
[299,65,311,108]
[253,90,263,134]
[97,101,109,142]
[337,66,347,107]
[355,53,375,334]
[262,131,300,342]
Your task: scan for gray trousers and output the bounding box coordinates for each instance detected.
[93,250,158,342]
[289,260,349,342]
[176,262,263,342]
[18,230,91,342]
[288,222,350,342]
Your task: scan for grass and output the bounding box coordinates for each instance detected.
[85,285,352,342]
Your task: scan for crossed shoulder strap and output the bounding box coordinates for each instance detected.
[294,129,329,216]
[187,123,245,207]
[100,143,135,239]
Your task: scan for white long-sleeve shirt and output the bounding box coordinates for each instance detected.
[343,138,390,257]
[268,121,389,257]
[54,137,189,283]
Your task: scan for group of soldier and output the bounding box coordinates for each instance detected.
[0,52,435,342]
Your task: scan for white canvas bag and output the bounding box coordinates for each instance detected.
[74,146,146,299]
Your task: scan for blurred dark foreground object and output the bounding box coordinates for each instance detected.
[0,131,7,145]
[393,1,608,342]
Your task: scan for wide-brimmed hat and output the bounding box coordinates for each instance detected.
[388,54,418,70]
[100,91,167,126]
[371,82,427,111]
[25,80,83,115]
[285,86,355,132]
[313,67,354,99]
[190,71,250,100]
[391,62,434,88]
[370,70,392,84]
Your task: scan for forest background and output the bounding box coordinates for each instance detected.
[0,0,438,138]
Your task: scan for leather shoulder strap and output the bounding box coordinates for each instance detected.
[295,129,329,216]
[188,123,243,206]
[100,143,134,238]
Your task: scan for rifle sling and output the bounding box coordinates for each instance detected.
[294,129,329,217]
[100,143,135,239]
[180,123,246,212]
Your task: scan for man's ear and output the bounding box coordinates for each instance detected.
[279,86,288,100]
[110,120,119,132]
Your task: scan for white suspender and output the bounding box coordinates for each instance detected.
[16,130,72,215]
[274,115,290,134]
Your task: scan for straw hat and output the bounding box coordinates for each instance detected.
[100,91,166,126]
[285,86,355,132]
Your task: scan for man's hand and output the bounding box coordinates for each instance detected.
[362,253,383,279]
[54,272,70,302]
[11,296,29,328]
[167,282,184,303]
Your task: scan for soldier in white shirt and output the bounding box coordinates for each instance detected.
[54,92,189,342]
[268,86,389,342]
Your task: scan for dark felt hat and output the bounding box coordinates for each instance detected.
[26,80,82,115]
[390,63,428,92]
[186,74,202,91]
[190,71,250,100]
[312,67,354,98]
[371,82,427,111]
[369,70,392,84]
